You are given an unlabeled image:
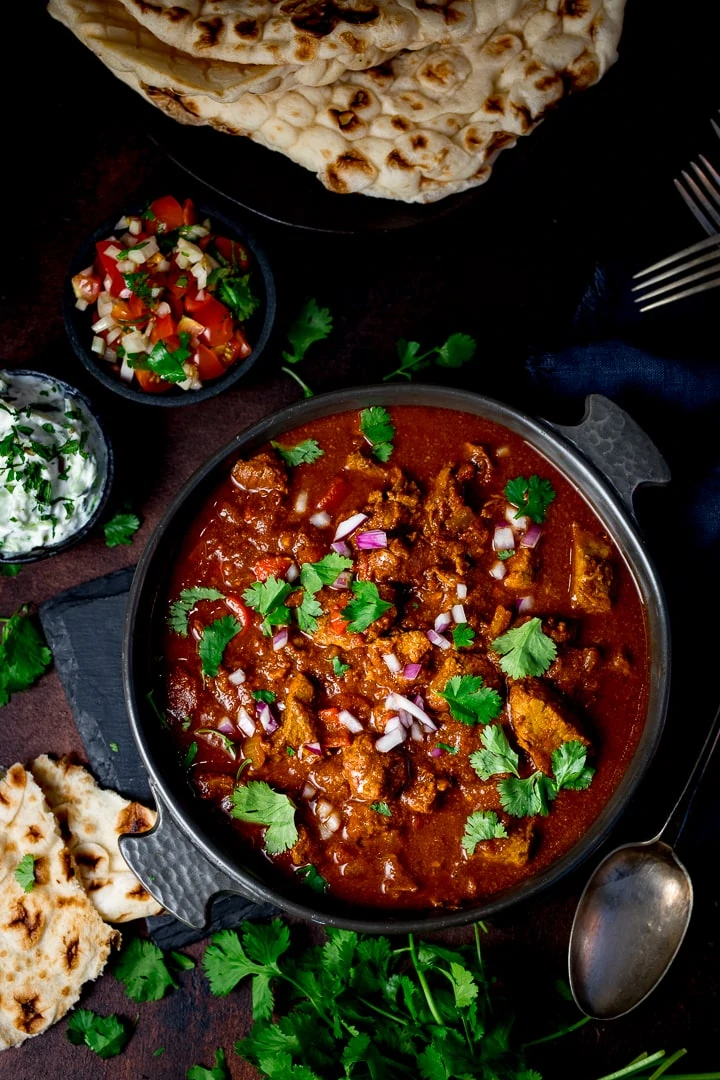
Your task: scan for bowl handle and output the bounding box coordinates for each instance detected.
[118,786,268,928]
[549,394,670,518]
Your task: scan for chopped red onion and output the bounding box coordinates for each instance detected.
[427,629,451,651]
[434,611,452,633]
[333,512,367,541]
[236,707,256,737]
[411,694,425,709]
[452,604,467,624]
[516,595,534,614]
[286,562,300,582]
[383,652,401,674]
[331,540,351,557]
[410,722,423,742]
[521,523,543,548]
[256,701,278,733]
[329,571,352,590]
[375,728,407,753]
[304,742,323,756]
[397,710,413,729]
[385,692,437,731]
[356,530,387,550]
[310,511,331,528]
[430,746,444,758]
[301,783,317,800]
[489,561,507,581]
[338,709,363,733]
[272,627,288,651]
[294,490,308,513]
[493,525,515,551]
[384,714,402,734]
[217,717,235,735]
[402,663,421,680]
[456,583,468,600]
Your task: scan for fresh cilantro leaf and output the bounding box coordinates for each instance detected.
[469,724,520,780]
[154,1047,166,1056]
[440,675,503,725]
[435,741,457,754]
[231,782,298,855]
[217,273,259,321]
[370,801,392,816]
[280,366,315,399]
[383,333,477,380]
[66,1009,130,1059]
[184,741,198,767]
[103,512,140,548]
[499,771,557,818]
[300,553,353,595]
[295,864,329,893]
[359,406,395,462]
[296,593,323,634]
[551,740,595,791]
[435,332,477,369]
[452,623,475,649]
[122,270,153,302]
[128,332,192,383]
[271,439,324,466]
[491,617,557,678]
[384,339,433,381]
[448,961,479,1007]
[14,853,36,892]
[198,616,243,678]
[253,689,276,703]
[0,563,21,576]
[203,920,290,1018]
[504,474,556,524]
[497,549,515,560]
[109,741,119,752]
[168,586,225,636]
[342,580,392,633]
[281,299,333,365]
[0,605,52,708]
[243,576,293,636]
[196,728,237,758]
[186,1047,230,1080]
[114,937,179,1002]
[332,655,349,677]
[461,811,508,854]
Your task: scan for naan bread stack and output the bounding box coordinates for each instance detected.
[48,0,626,202]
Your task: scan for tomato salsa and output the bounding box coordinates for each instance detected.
[160,406,649,911]
[71,195,257,394]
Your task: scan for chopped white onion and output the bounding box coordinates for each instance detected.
[384,692,437,731]
[192,263,208,291]
[286,562,300,583]
[310,511,331,528]
[456,583,467,600]
[176,253,190,270]
[128,218,142,235]
[156,301,171,317]
[331,540,351,557]
[384,715,402,733]
[434,611,452,633]
[122,330,150,353]
[318,810,342,838]
[383,653,401,674]
[104,243,121,259]
[91,314,116,333]
[338,710,363,733]
[304,742,322,757]
[489,561,507,581]
[91,335,105,356]
[118,287,131,299]
[128,248,147,265]
[294,490,308,513]
[119,355,134,383]
[75,298,88,312]
[228,668,246,685]
[375,728,407,753]
[452,604,467,624]
[177,237,204,263]
[237,707,256,736]
[114,216,128,230]
[156,258,171,273]
[195,288,206,303]
[116,259,134,273]
[106,326,122,346]
[103,274,114,292]
[150,286,163,299]
[493,526,515,551]
[333,512,367,541]
[301,783,317,800]
[97,293,114,317]
[426,629,451,651]
[104,348,117,363]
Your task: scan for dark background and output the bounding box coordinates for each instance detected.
[1,1,719,1077]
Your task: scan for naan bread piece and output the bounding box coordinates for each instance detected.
[0,764,120,1051]
[30,755,164,924]
[91,0,626,202]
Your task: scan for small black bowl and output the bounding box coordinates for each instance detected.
[63,197,276,407]
[0,369,114,564]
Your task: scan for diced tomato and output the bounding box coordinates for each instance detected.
[317,475,350,513]
[318,708,352,748]
[71,268,101,305]
[150,312,177,344]
[214,236,250,271]
[150,195,185,232]
[219,328,252,366]
[224,596,251,631]
[133,369,173,393]
[183,295,233,347]
[95,240,126,295]
[328,613,350,636]
[112,293,149,328]
[182,198,197,226]
[165,268,194,299]
[194,343,226,381]
[252,556,293,583]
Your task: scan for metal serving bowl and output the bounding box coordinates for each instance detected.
[120,385,671,933]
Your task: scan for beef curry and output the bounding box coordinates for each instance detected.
[161,405,649,910]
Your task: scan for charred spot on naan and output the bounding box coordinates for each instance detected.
[559,0,593,17]
[5,899,44,948]
[12,995,45,1036]
[325,149,377,192]
[329,108,364,133]
[280,0,380,39]
[193,15,224,48]
[415,0,467,26]
[143,84,204,122]
[234,18,260,38]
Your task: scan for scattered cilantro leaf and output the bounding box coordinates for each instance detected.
[435,742,457,754]
[0,563,21,576]
[184,741,198,768]
[452,623,475,649]
[359,406,395,462]
[14,853,36,892]
[0,605,52,708]
[300,553,353,595]
[280,366,315,399]
[231,782,298,855]
[332,655,349,677]
[370,802,392,817]
[551,740,595,791]
[109,741,119,752]
[504,475,556,524]
[168,586,225,636]
[104,512,140,548]
[497,549,515,560]
[114,937,185,1002]
[469,724,520,780]
[271,439,324,466]
[243,576,293,636]
[296,593,323,634]
[202,920,291,1012]
[342,580,392,633]
[295,864,329,893]
[440,675,503,725]
[282,299,333,365]
[187,1047,230,1080]
[499,771,557,818]
[122,270,153,302]
[462,811,508,854]
[435,332,477,369]
[253,689,276,703]
[217,273,259,321]
[383,332,477,381]
[66,1009,130,1059]
[128,332,193,383]
[491,617,557,679]
[198,615,243,678]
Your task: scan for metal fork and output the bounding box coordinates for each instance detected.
[674,111,720,234]
[632,232,720,312]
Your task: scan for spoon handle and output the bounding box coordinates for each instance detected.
[659,698,720,848]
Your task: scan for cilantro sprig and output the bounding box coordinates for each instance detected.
[243,576,293,636]
[491,617,557,679]
[281,299,333,365]
[384,332,477,381]
[440,674,503,725]
[114,937,195,1003]
[230,782,298,855]
[462,811,508,854]
[504,475,556,524]
[168,587,225,636]
[187,1048,230,1080]
[452,623,475,649]
[212,269,260,321]
[359,406,395,462]
[0,605,52,708]
[342,580,392,633]
[103,512,140,548]
[127,332,192,384]
[271,439,324,466]
[66,1009,131,1059]
[199,615,243,678]
[14,853,36,892]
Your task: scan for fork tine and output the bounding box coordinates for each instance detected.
[633,232,720,277]
[713,117,720,141]
[630,247,720,291]
[633,255,720,302]
[694,156,720,208]
[637,274,720,313]
[674,171,720,233]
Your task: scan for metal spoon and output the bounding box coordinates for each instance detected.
[568,699,720,1020]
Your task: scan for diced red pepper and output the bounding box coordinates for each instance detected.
[182,198,197,226]
[252,556,293,583]
[317,475,350,513]
[224,596,251,631]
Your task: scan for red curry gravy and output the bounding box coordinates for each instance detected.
[161,406,649,911]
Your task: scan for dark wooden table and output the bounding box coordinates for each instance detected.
[2,3,719,1077]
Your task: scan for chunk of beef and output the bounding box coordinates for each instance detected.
[365,630,432,689]
[546,647,601,702]
[423,568,465,611]
[570,523,614,613]
[309,755,351,802]
[232,452,288,495]
[463,443,493,483]
[425,466,474,535]
[167,667,199,721]
[344,801,393,841]
[508,679,590,775]
[474,820,535,867]
[486,605,512,642]
[283,674,318,746]
[503,547,534,592]
[340,734,407,801]
[400,765,442,814]
[344,450,390,479]
[193,772,234,814]
[382,854,418,894]
[364,469,422,532]
[355,538,409,583]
